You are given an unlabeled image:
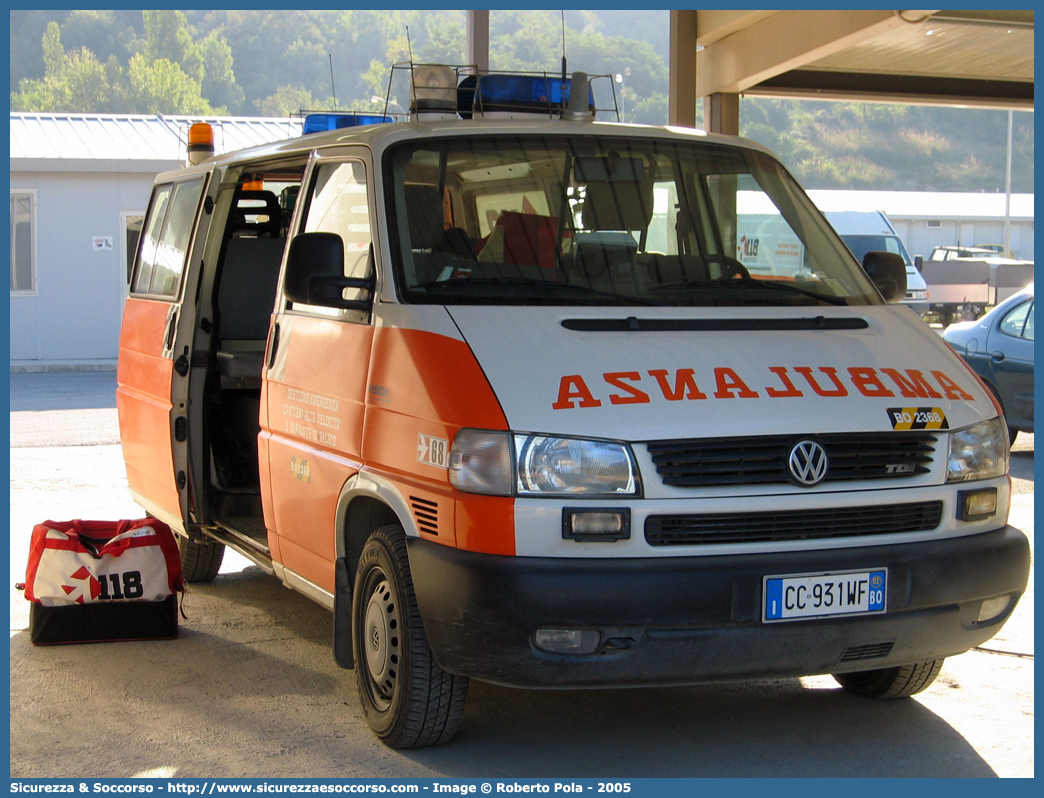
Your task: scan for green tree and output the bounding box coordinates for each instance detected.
[61,10,130,65]
[41,20,64,75]
[125,52,213,115]
[199,31,243,114]
[194,10,329,109]
[490,11,562,72]
[255,85,319,117]
[9,10,56,91]
[142,10,202,82]
[363,33,414,108]
[420,12,466,64]
[629,93,669,126]
[11,22,109,112]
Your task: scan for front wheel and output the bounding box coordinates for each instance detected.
[833,659,943,699]
[352,524,469,748]
[177,534,225,582]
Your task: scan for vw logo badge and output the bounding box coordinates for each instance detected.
[788,440,829,486]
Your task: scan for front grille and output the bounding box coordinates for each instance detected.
[646,432,937,488]
[645,501,943,546]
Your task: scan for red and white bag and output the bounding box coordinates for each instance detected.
[23,519,185,645]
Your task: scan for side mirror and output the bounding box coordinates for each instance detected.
[914,255,923,272]
[862,250,907,304]
[284,232,374,311]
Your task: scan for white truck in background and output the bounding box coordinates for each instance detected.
[824,211,929,317]
[735,207,929,317]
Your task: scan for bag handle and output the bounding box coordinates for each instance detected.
[56,519,156,557]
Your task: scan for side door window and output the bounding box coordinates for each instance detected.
[131,177,206,298]
[293,160,373,324]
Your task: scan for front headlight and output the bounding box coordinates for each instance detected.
[448,429,640,496]
[946,418,1009,482]
[515,434,639,496]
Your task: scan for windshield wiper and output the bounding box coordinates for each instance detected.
[414,278,667,306]
[650,279,849,306]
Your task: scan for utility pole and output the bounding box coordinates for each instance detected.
[1003,110,1013,257]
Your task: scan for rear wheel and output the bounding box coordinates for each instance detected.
[833,659,943,699]
[177,535,225,582]
[352,524,468,748]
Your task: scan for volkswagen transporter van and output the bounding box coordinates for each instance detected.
[117,65,1029,748]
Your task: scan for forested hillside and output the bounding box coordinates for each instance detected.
[9,9,1033,192]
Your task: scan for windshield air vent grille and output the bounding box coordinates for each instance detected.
[561,317,869,332]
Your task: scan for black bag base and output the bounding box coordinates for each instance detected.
[29,595,179,646]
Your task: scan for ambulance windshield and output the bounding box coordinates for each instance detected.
[385,135,881,307]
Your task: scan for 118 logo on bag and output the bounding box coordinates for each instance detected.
[63,567,145,602]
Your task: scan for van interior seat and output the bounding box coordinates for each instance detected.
[479,211,558,270]
[215,236,285,384]
[639,253,711,286]
[581,179,653,233]
[231,190,283,238]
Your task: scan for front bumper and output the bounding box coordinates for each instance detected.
[902,299,930,317]
[408,525,1029,688]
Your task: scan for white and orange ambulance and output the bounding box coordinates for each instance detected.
[117,65,1029,748]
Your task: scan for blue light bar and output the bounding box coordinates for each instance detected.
[463,74,595,116]
[302,113,393,135]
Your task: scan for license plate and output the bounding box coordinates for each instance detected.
[763,569,887,622]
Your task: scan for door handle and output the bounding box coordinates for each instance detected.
[163,308,178,354]
[266,322,281,370]
[990,351,1006,362]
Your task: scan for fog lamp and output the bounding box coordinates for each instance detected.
[562,509,630,541]
[976,595,1012,623]
[534,628,601,655]
[957,488,998,522]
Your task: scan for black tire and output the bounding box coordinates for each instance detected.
[352,524,468,748]
[833,659,944,699]
[178,535,225,582]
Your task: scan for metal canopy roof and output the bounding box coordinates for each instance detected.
[693,9,1033,109]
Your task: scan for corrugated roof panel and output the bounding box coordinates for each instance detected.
[10,113,300,163]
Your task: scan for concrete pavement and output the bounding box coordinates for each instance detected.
[8,371,1034,777]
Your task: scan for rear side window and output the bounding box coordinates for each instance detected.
[999,299,1034,340]
[131,177,205,298]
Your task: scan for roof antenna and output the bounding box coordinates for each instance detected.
[560,11,567,82]
[328,54,337,110]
